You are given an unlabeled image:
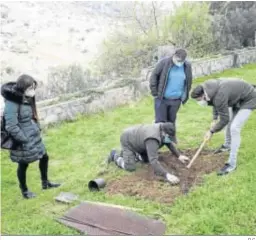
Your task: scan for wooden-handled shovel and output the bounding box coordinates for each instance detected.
[186,138,208,169]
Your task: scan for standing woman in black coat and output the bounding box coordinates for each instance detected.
[1,74,61,199]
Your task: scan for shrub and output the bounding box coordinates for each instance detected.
[95,2,215,76]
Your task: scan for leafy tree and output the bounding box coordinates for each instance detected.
[163,1,215,57]
[94,1,215,76]
[210,1,256,50]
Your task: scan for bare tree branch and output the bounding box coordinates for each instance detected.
[152,1,159,39]
[133,2,149,35]
[167,39,176,45]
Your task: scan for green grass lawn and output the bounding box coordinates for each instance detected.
[1,64,256,235]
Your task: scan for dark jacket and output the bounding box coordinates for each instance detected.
[120,123,180,177]
[1,82,46,163]
[149,56,193,104]
[203,78,256,133]
[121,124,162,154]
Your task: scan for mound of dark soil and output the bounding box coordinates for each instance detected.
[106,150,226,204]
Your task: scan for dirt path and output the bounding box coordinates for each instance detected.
[106,150,226,204]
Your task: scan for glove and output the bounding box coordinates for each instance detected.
[166,173,180,185]
[204,130,213,141]
[210,120,218,129]
[178,155,190,163]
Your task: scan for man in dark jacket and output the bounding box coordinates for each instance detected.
[191,78,256,175]
[108,122,190,184]
[149,49,193,128]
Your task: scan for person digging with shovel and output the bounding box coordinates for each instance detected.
[191,78,256,176]
[107,122,190,185]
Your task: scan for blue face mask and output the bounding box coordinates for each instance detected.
[175,62,184,67]
[173,57,184,67]
[163,135,172,144]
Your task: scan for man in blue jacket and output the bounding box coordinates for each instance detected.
[150,48,193,141]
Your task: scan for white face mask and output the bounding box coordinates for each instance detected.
[24,89,35,97]
[197,99,208,107]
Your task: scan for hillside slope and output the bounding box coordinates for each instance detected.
[0,1,120,83]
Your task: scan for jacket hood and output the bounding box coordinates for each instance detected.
[202,79,221,100]
[160,122,176,136]
[1,82,24,104]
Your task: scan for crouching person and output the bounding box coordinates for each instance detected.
[107,122,190,185]
[1,74,61,199]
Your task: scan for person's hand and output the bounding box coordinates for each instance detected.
[178,155,190,163]
[204,130,213,141]
[166,173,180,185]
[210,120,218,129]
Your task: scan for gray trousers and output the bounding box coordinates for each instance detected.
[224,108,252,168]
[114,134,146,172]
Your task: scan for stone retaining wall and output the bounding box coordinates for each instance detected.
[38,47,256,127]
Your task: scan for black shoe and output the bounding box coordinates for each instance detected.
[107,149,116,163]
[214,144,230,154]
[22,190,36,199]
[42,180,61,190]
[217,163,236,176]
